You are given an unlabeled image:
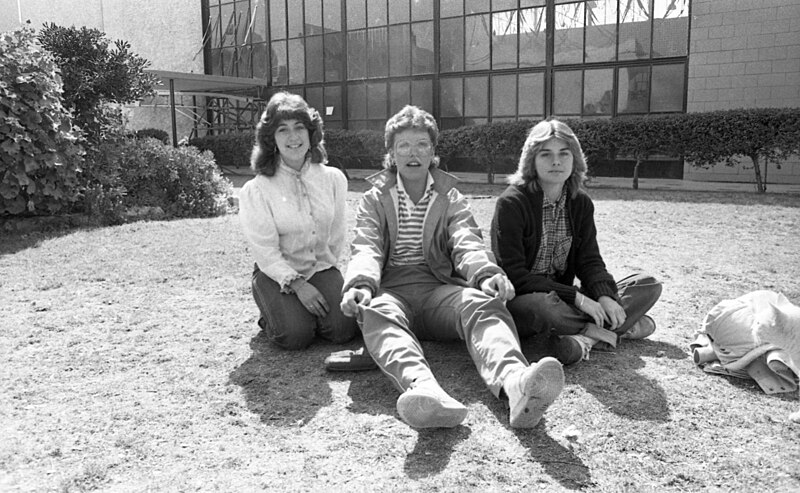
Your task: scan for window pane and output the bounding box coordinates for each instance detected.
[237,45,252,77]
[324,85,342,120]
[411,79,433,113]
[347,0,366,29]
[521,0,546,6]
[440,0,463,18]
[411,22,434,74]
[585,0,616,63]
[466,0,489,14]
[208,5,221,48]
[653,0,688,57]
[348,84,367,119]
[553,69,582,115]
[209,49,222,75]
[619,0,651,60]
[651,63,684,112]
[389,0,409,23]
[492,10,517,70]
[440,78,463,117]
[464,76,488,117]
[367,82,387,119]
[324,32,344,81]
[389,24,411,76]
[617,66,651,113]
[492,74,516,117]
[271,41,288,84]
[347,30,366,78]
[465,14,490,71]
[306,36,324,82]
[221,3,235,46]
[253,42,269,79]
[222,47,236,76]
[288,38,305,83]
[323,0,341,31]
[554,3,584,65]
[367,27,389,78]
[518,72,544,116]
[519,7,546,67]
[253,1,267,42]
[493,0,516,11]
[270,0,286,40]
[288,0,304,37]
[235,2,250,45]
[367,0,387,27]
[390,81,410,114]
[411,0,433,21]
[306,0,323,34]
[440,18,464,72]
[583,68,613,115]
[306,86,323,113]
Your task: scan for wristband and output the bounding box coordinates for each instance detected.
[578,294,584,307]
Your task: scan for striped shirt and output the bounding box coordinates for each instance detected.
[388,173,435,266]
[531,187,572,279]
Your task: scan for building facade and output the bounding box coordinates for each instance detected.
[1,0,798,183]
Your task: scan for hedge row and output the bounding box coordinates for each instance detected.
[190,108,800,192]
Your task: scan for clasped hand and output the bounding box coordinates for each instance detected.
[577,293,626,331]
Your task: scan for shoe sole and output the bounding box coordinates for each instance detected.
[397,391,467,429]
[552,337,584,366]
[510,357,565,428]
[622,315,656,340]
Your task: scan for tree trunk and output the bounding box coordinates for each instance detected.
[632,157,641,189]
[487,160,495,184]
[751,153,765,193]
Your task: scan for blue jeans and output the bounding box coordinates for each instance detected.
[507,272,663,338]
[359,265,528,398]
[251,264,357,349]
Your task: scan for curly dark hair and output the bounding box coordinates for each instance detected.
[381,105,440,169]
[250,92,327,176]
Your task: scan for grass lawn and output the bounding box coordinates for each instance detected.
[2,182,799,492]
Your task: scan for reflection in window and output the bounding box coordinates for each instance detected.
[305,86,323,113]
[288,38,305,84]
[492,74,516,117]
[465,76,488,117]
[324,32,343,81]
[220,3,236,46]
[347,0,367,30]
[519,7,546,67]
[390,81,411,114]
[465,0,489,15]
[367,27,389,78]
[367,0,387,27]
[653,0,689,57]
[367,82,387,119]
[271,41,288,85]
[323,0,342,31]
[518,72,544,117]
[583,68,613,115]
[411,22,434,74]
[389,25,411,76]
[440,78,463,118]
[411,79,433,113]
[306,36,324,83]
[650,64,685,112]
[492,10,518,70]
[389,0,409,24]
[347,31,366,78]
[270,0,286,40]
[618,66,651,113]
[553,70,582,115]
[440,18,464,72]
[440,0,463,18]
[619,0,651,60]
[554,3,584,65]
[411,0,433,22]
[289,1,304,37]
[465,15,490,71]
[585,0,616,63]
[237,45,252,77]
[252,1,267,42]
[348,84,367,119]
[253,43,269,79]
[306,0,323,34]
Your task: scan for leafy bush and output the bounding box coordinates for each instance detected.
[135,127,169,144]
[189,132,254,169]
[0,26,84,216]
[93,138,233,223]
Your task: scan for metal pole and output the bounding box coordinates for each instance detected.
[169,78,178,147]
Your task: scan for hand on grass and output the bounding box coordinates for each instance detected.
[341,287,372,317]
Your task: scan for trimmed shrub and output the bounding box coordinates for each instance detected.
[95,137,233,223]
[189,132,254,169]
[0,26,84,216]
[135,128,169,144]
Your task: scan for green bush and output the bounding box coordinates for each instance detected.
[135,127,169,144]
[94,138,232,222]
[189,132,254,169]
[0,26,84,216]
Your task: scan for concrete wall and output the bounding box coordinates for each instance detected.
[686,0,800,184]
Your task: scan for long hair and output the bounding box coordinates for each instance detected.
[381,105,440,169]
[250,92,326,176]
[508,119,587,198]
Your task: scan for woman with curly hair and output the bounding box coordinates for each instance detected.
[239,92,357,349]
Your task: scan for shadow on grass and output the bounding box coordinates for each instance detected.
[404,426,472,480]
[0,225,97,257]
[229,333,334,425]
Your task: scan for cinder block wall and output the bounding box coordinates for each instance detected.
[686,0,800,184]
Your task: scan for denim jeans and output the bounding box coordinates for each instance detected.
[359,264,528,398]
[251,264,357,349]
[507,272,663,338]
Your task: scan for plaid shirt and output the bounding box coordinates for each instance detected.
[531,188,572,279]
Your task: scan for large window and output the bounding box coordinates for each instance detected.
[202,0,690,129]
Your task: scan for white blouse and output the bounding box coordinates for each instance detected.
[239,160,348,292]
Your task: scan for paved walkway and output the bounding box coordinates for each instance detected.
[222,166,800,195]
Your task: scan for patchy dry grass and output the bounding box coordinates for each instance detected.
[1,183,799,492]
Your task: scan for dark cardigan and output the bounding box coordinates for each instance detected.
[490,183,618,305]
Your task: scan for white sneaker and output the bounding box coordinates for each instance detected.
[396,381,467,429]
[505,357,565,428]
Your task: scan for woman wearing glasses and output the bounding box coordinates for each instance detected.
[336,105,565,429]
[239,92,357,349]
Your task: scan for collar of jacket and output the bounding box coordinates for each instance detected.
[365,167,459,195]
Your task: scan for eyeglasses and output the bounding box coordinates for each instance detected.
[395,141,433,157]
